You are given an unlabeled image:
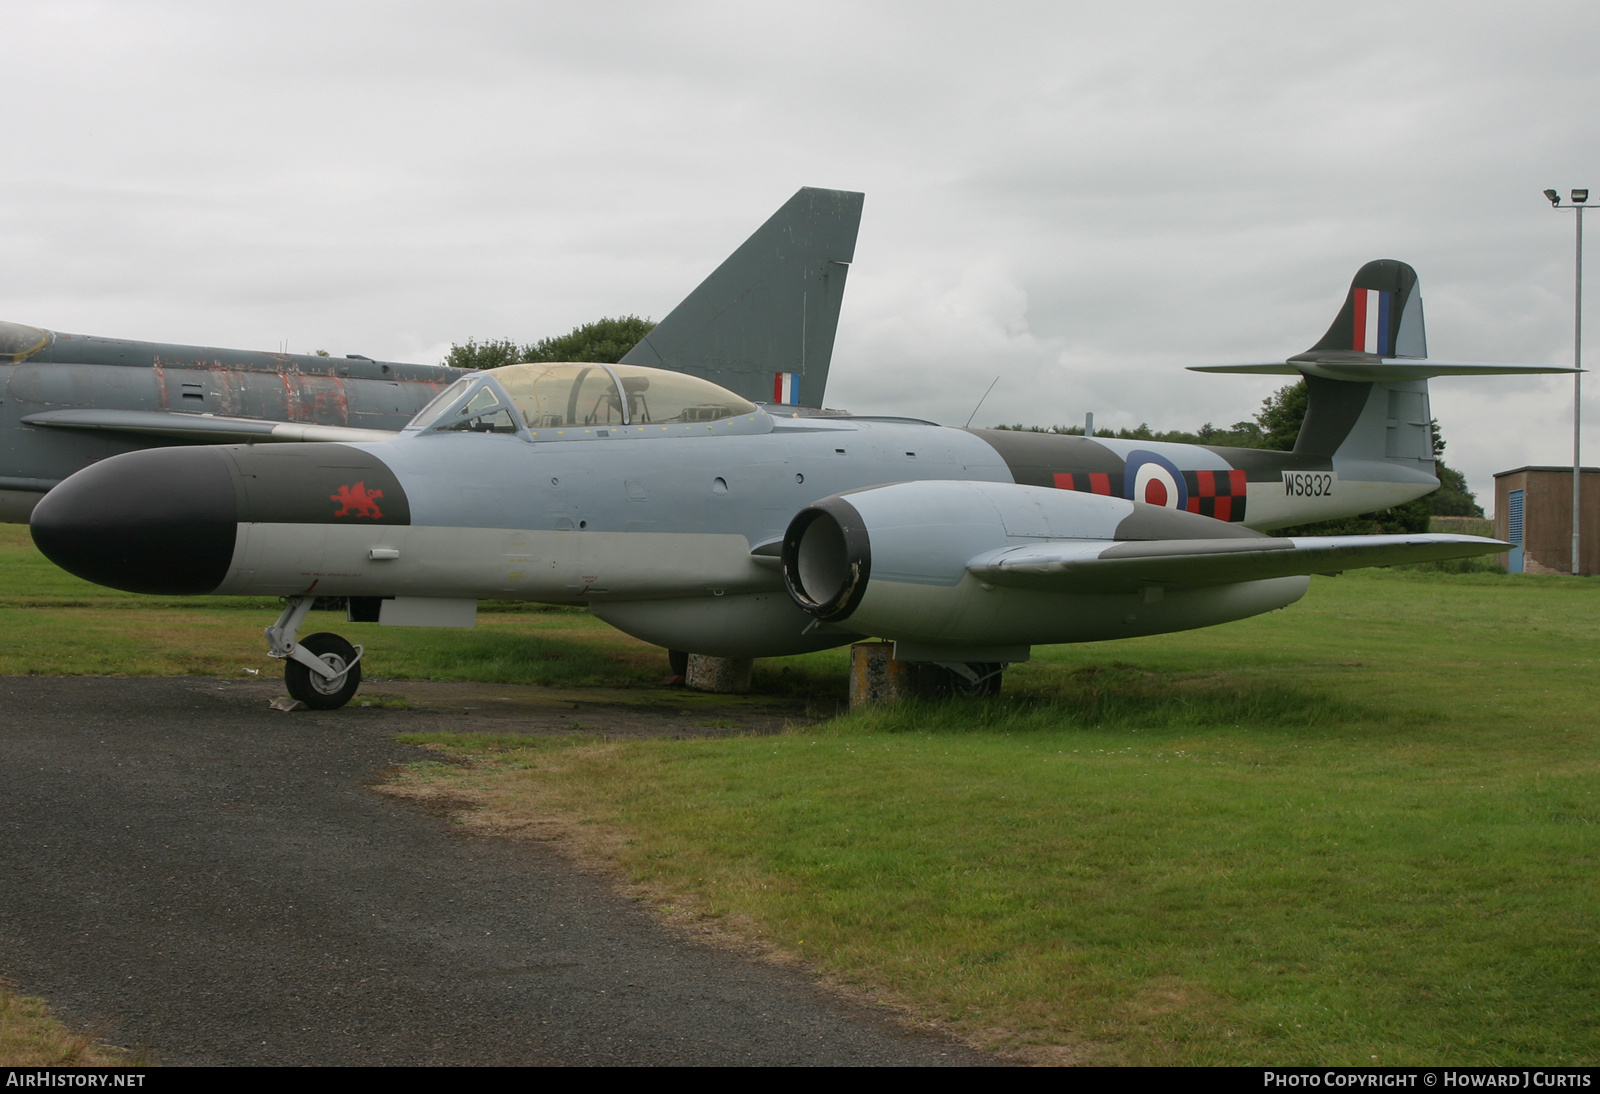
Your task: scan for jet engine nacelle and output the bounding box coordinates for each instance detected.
[780,480,1309,653]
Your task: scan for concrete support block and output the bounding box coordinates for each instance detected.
[849,642,916,707]
[685,654,753,694]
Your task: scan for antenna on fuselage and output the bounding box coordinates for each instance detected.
[964,375,1001,429]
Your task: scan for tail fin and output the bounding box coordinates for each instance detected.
[1190,260,1578,471]
[620,186,863,409]
[1191,259,1576,381]
[1305,258,1428,359]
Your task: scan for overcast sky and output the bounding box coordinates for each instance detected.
[4,0,1598,510]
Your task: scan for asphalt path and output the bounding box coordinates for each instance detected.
[0,676,994,1066]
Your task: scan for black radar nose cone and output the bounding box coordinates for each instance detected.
[30,447,238,595]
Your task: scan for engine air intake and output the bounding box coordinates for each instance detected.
[781,498,872,623]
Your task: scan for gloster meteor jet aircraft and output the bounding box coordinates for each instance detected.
[29,249,1563,708]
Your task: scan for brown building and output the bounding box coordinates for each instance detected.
[1493,466,1600,575]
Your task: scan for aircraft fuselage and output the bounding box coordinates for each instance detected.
[28,391,1441,660]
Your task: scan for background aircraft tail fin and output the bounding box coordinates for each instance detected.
[620,186,863,409]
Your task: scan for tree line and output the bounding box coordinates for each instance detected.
[443,316,655,371]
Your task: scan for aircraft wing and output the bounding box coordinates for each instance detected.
[20,408,398,444]
[967,533,1507,593]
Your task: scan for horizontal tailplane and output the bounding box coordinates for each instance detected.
[1189,259,1579,466]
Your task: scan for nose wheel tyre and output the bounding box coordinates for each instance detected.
[284,632,362,710]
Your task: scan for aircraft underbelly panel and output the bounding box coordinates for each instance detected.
[215,523,769,600]
[218,522,333,596]
[571,531,775,597]
[851,573,1310,646]
[592,593,856,659]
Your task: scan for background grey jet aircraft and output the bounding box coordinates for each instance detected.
[0,187,862,523]
[0,323,452,523]
[30,256,1560,709]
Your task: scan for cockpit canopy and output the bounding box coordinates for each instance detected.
[0,321,51,361]
[407,362,764,439]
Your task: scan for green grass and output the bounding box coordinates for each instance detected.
[395,569,1600,1065]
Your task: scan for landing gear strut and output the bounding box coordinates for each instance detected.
[266,597,364,710]
[924,661,1005,698]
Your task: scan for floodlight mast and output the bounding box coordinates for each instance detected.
[1546,187,1588,575]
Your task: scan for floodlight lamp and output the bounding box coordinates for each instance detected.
[1574,189,1589,204]
[1545,189,1562,206]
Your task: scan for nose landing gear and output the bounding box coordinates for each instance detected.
[265,597,364,710]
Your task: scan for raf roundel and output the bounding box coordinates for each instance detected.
[1124,450,1188,510]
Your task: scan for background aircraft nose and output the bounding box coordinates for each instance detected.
[30,447,238,594]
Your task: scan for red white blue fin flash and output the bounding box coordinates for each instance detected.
[1353,289,1392,354]
[773,372,800,405]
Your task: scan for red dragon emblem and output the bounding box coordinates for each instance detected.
[330,481,385,519]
